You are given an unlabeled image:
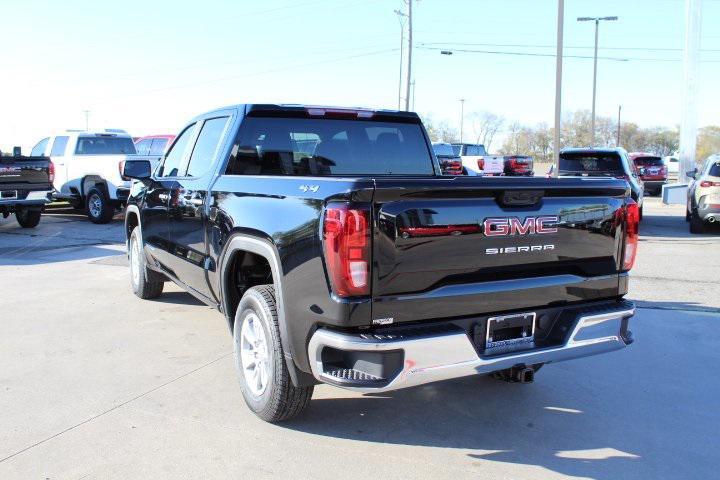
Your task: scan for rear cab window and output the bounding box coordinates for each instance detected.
[226,116,434,176]
[75,136,137,155]
[559,152,624,177]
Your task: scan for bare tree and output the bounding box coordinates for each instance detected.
[471,111,505,152]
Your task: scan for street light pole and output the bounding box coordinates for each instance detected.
[394,9,406,110]
[553,0,564,175]
[83,110,90,131]
[578,16,618,146]
[459,98,465,143]
[404,0,413,112]
[617,105,622,146]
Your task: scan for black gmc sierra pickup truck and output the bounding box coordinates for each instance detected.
[123,104,639,422]
[0,149,53,228]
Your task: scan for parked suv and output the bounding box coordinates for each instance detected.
[30,130,137,223]
[560,147,644,219]
[630,153,667,195]
[686,154,720,233]
[124,104,638,422]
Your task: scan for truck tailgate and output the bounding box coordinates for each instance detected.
[0,156,51,187]
[371,176,629,323]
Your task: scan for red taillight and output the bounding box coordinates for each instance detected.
[323,204,371,297]
[623,200,640,271]
[700,181,720,187]
[48,161,55,184]
[477,158,485,170]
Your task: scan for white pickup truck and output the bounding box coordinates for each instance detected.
[450,142,504,176]
[30,130,140,223]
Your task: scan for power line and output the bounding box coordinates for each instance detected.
[420,46,720,63]
[420,41,720,53]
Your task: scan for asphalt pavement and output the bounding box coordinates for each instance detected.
[0,198,718,479]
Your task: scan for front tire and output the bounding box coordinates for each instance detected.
[15,208,41,228]
[128,226,164,299]
[234,285,313,422]
[86,187,115,224]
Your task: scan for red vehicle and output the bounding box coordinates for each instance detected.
[629,152,667,195]
[133,135,176,157]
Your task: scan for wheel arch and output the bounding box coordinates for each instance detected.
[219,233,312,386]
[81,175,107,198]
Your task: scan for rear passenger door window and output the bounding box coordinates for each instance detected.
[50,136,69,156]
[158,124,196,177]
[184,117,230,178]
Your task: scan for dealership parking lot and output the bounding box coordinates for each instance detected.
[1,197,718,479]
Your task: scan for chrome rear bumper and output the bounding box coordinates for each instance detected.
[308,306,634,393]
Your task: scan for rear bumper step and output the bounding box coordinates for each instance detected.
[308,305,635,392]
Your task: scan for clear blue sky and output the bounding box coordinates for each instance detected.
[3,0,719,152]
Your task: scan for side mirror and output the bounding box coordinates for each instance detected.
[686,170,697,180]
[546,164,555,178]
[124,160,152,180]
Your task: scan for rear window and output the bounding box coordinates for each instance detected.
[75,136,136,155]
[465,144,487,156]
[633,156,663,167]
[226,117,433,176]
[559,152,624,176]
[75,136,137,155]
[709,161,720,177]
[433,143,455,157]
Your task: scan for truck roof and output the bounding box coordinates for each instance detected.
[199,104,422,123]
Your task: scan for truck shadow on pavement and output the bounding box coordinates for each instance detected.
[288,377,648,480]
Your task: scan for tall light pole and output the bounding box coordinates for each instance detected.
[394,9,407,110]
[83,110,90,131]
[553,0,564,175]
[459,98,465,143]
[577,16,618,145]
[616,105,622,146]
[404,0,413,111]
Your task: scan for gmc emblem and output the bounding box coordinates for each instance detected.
[483,216,559,237]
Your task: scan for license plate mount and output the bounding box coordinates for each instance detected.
[1,190,18,200]
[484,312,536,355]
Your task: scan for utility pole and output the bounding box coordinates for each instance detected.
[394,9,406,110]
[404,0,413,112]
[553,0,564,175]
[83,110,90,131]
[411,80,416,110]
[616,105,622,147]
[679,0,703,184]
[578,16,618,145]
[459,98,465,143]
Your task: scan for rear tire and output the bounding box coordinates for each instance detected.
[689,211,706,234]
[86,187,115,224]
[234,285,313,422]
[128,226,164,299]
[15,208,41,228]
